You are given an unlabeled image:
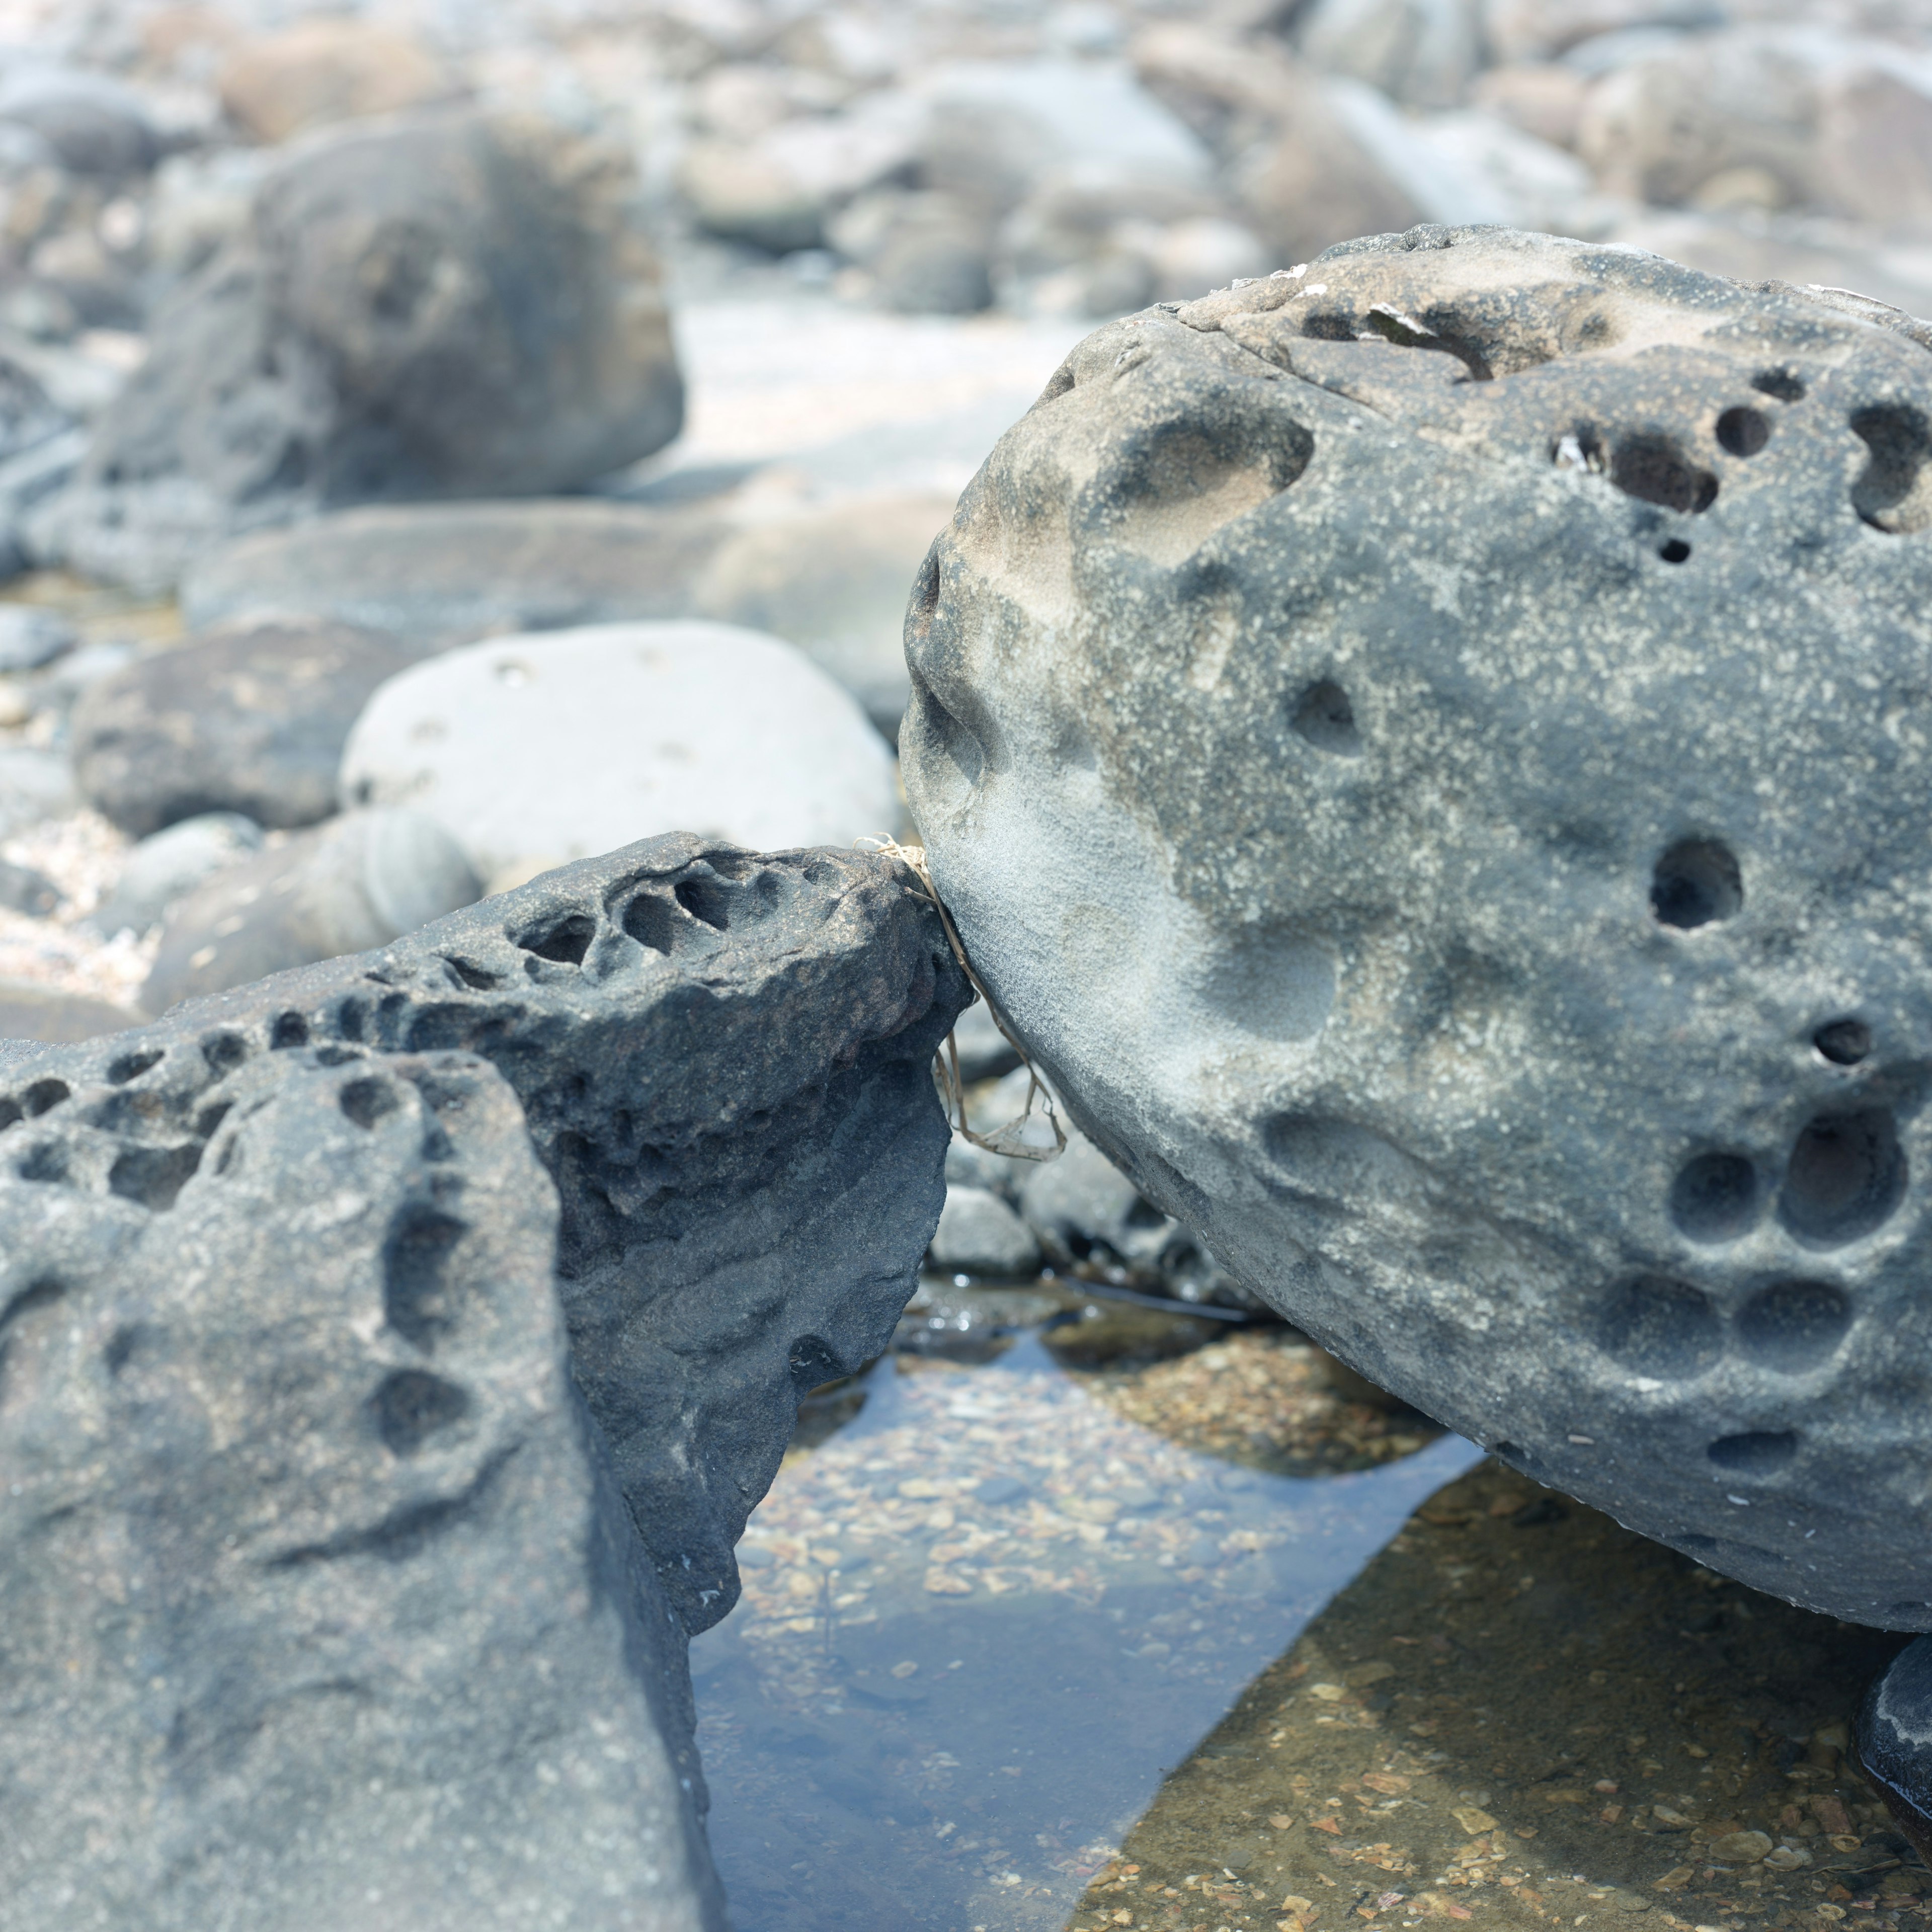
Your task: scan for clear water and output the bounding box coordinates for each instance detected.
[690,1320,1482,1932]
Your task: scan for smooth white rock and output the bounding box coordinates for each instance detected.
[340,621,900,888]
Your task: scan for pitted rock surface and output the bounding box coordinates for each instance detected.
[902,224,1932,1628]
[0,835,965,1923]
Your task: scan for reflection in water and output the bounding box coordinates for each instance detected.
[691,1322,1481,1932]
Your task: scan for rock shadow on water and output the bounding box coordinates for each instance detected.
[690,1310,1482,1932]
[1071,1460,1917,1932]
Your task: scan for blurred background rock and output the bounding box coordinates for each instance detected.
[0,0,1920,1117]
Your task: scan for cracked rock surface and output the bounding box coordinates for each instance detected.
[903,224,1932,1629]
[0,834,965,1927]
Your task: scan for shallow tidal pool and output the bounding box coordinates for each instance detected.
[691,1285,1926,1932]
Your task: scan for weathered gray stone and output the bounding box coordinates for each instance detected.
[71,619,429,838]
[144,807,480,1011]
[94,812,265,939]
[902,224,1932,1628]
[33,108,683,590]
[180,501,731,648]
[0,833,968,1923]
[929,1183,1042,1276]
[0,977,139,1042]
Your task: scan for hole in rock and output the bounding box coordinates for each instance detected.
[1106,417,1314,568]
[17,1142,64,1183]
[789,1334,847,1394]
[518,914,595,965]
[676,875,736,931]
[1735,1279,1851,1373]
[1850,404,1932,533]
[271,1011,308,1050]
[1595,1275,1723,1379]
[906,675,986,805]
[373,1367,470,1455]
[908,547,941,641]
[1753,369,1805,404]
[442,956,499,991]
[108,1142,203,1212]
[624,891,681,953]
[340,1078,399,1131]
[1651,840,1742,929]
[1291,681,1362,757]
[1779,1107,1905,1247]
[1707,1429,1798,1476]
[201,1032,248,1076]
[1716,407,1770,457]
[1611,434,1719,514]
[1668,1152,1759,1243]
[383,1207,467,1350]
[1301,310,1356,342]
[106,1049,163,1085]
[1362,302,1493,380]
[1658,538,1692,564]
[22,1079,67,1117]
[1814,1018,1873,1066]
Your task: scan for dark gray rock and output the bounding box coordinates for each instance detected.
[144,807,480,1011]
[0,977,140,1042]
[33,108,684,590]
[902,225,1932,1628]
[0,834,967,1922]
[71,618,429,838]
[1856,1637,1932,1863]
[94,811,264,938]
[0,1042,723,1930]
[928,1183,1041,1276]
[181,501,732,647]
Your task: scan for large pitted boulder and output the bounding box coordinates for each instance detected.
[903,225,1932,1630]
[0,835,967,1925]
[32,108,684,589]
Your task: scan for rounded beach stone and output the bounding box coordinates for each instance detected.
[1857,1637,1932,1864]
[71,619,426,838]
[340,621,900,890]
[902,224,1932,1627]
[928,1184,1041,1278]
[143,807,479,1011]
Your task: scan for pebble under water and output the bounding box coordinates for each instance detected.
[694,1283,1932,1932]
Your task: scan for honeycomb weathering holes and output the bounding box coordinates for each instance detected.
[1651,840,1742,929]
[1707,1429,1798,1476]
[517,914,595,965]
[1779,1107,1905,1248]
[1735,1280,1852,1373]
[1813,1018,1872,1066]
[1715,407,1770,458]
[373,1367,471,1456]
[1752,369,1805,404]
[1595,1275,1723,1379]
[1850,403,1932,534]
[1668,1152,1759,1243]
[1610,434,1718,516]
[1291,681,1362,758]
